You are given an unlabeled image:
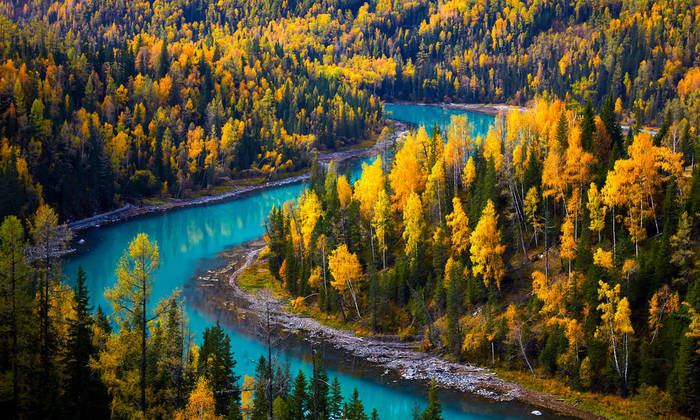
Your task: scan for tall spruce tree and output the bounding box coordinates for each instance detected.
[198,321,240,415]
[343,389,368,420]
[0,215,33,416]
[420,381,443,420]
[289,370,308,419]
[64,266,109,419]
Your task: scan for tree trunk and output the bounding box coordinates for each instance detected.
[544,197,549,282]
[11,242,18,413]
[266,303,273,420]
[347,280,362,319]
[141,264,147,415]
[519,331,535,377]
[612,205,617,263]
[312,347,318,420]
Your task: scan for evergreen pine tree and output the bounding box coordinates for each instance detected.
[446,262,462,356]
[581,100,596,152]
[420,381,443,420]
[227,399,243,420]
[157,39,169,79]
[555,110,568,148]
[343,389,368,420]
[251,356,271,420]
[0,215,33,415]
[328,377,343,420]
[600,95,623,154]
[289,370,308,419]
[198,321,240,415]
[64,266,110,419]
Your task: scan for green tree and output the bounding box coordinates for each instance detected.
[65,267,110,418]
[104,233,160,415]
[328,377,343,419]
[198,321,240,415]
[581,100,596,152]
[0,216,32,415]
[251,356,271,420]
[343,388,368,420]
[289,370,308,419]
[420,381,442,420]
[445,259,463,356]
[157,40,170,78]
[29,204,71,415]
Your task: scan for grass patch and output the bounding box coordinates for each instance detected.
[185,185,236,199]
[285,296,355,331]
[237,262,287,298]
[140,198,170,206]
[497,369,688,420]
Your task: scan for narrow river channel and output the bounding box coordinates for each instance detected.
[65,104,562,419]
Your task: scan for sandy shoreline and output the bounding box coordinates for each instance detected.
[191,240,602,420]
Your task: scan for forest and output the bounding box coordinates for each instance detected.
[1,0,697,221]
[1,212,434,419]
[265,96,700,417]
[0,0,699,418]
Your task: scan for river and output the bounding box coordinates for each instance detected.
[64,104,560,419]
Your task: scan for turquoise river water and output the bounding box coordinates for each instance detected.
[64,104,560,419]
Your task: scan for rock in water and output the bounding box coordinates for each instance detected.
[531,410,542,416]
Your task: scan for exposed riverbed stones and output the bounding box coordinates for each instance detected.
[192,241,603,419]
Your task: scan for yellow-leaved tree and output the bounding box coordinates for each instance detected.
[560,215,576,281]
[372,187,391,270]
[336,175,352,241]
[402,192,424,261]
[462,156,476,190]
[595,281,634,387]
[470,200,505,290]
[524,187,542,247]
[103,233,161,416]
[353,156,385,263]
[483,126,503,171]
[648,284,679,343]
[337,175,352,210]
[586,182,606,243]
[602,132,683,257]
[423,159,446,223]
[686,304,700,354]
[240,375,255,417]
[175,377,219,420]
[506,304,535,377]
[328,244,364,318]
[564,126,595,236]
[444,115,473,190]
[298,189,322,256]
[445,197,470,257]
[353,156,385,219]
[389,133,426,212]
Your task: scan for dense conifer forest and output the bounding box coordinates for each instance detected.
[1,0,697,220]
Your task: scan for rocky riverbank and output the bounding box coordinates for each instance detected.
[67,123,404,233]
[191,240,603,420]
[385,101,526,116]
[67,174,310,231]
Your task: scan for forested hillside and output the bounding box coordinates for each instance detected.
[265,98,700,416]
[0,0,699,418]
[1,0,697,221]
